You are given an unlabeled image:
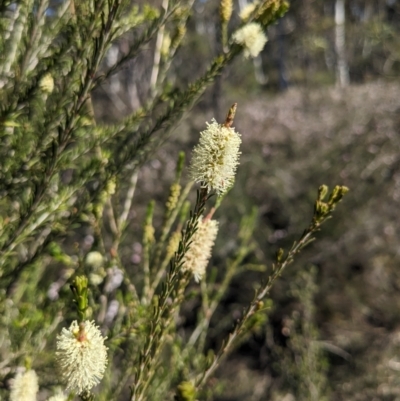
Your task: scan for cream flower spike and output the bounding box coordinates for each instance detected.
[56,320,108,394]
[10,369,39,401]
[189,104,241,196]
[182,216,219,282]
[233,22,267,58]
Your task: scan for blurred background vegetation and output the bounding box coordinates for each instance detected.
[93,0,400,399]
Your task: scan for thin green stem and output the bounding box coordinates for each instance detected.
[130,187,209,401]
[150,181,193,290]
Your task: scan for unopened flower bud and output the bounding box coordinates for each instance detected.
[166,231,181,261]
[220,0,233,23]
[318,185,329,201]
[171,24,186,50]
[175,381,196,401]
[166,183,181,213]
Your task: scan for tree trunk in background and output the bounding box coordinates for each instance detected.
[335,0,349,87]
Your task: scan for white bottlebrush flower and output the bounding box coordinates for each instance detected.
[189,119,241,195]
[239,1,259,21]
[56,320,108,394]
[10,369,39,401]
[232,22,268,58]
[182,217,219,282]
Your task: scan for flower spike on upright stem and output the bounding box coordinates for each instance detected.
[189,104,242,196]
